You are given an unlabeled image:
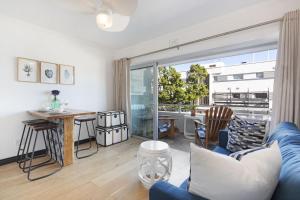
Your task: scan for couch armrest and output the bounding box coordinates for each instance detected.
[219,129,228,148]
[149,181,208,200]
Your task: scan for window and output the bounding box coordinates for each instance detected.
[264,71,275,78]
[214,75,227,82]
[255,93,268,99]
[253,50,268,62]
[268,49,277,61]
[159,48,276,115]
[232,93,240,99]
[233,74,243,80]
[256,72,264,79]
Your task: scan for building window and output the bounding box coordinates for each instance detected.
[256,72,264,79]
[255,93,268,99]
[233,74,243,80]
[232,93,240,99]
[214,75,227,82]
[264,71,275,78]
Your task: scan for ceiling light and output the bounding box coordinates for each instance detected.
[96,8,113,30]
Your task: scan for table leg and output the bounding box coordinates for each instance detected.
[63,117,74,166]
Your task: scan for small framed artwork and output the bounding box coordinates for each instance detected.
[59,65,75,85]
[17,58,39,83]
[40,62,58,84]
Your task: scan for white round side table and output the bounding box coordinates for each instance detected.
[137,140,172,189]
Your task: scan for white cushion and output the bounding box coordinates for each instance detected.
[188,141,282,200]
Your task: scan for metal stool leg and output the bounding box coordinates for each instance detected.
[22,130,55,173]
[27,130,39,181]
[51,130,58,161]
[27,129,63,181]
[91,120,99,151]
[86,121,93,149]
[19,125,49,170]
[75,121,98,159]
[75,122,82,159]
[17,124,27,164]
[22,129,34,172]
[54,128,64,166]
[18,126,31,169]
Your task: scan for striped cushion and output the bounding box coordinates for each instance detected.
[227,116,267,152]
[229,141,273,161]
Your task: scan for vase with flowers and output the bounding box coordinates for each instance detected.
[50,90,61,111]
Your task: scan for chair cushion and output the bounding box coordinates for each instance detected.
[158,121,171,133]
[219,128,229,148]
[227,116,267,152]
[213,146,231,155]
[197,127,206,139]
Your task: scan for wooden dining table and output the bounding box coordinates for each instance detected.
[28,109,96,166]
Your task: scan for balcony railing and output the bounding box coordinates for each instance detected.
[212,91,270,108]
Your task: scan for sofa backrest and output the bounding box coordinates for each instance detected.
[267,122,300,200]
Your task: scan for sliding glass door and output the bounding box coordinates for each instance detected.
[130,65,158,139]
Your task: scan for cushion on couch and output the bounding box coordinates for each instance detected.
[149,122,300,200]
[267,122,300,200]
[227,116,267,152]
[188,142,281,200]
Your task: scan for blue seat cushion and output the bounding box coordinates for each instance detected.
[197,127,206,138]
[213,146,232,155]
[158,121,171,133]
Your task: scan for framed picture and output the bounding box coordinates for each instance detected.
[40,62,58,84]
[59,65,75,85]
[17,58,39,83]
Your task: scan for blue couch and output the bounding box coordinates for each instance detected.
[149,122,300,200]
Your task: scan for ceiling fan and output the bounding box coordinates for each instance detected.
[64,0,138,32]
[96,0,138,32]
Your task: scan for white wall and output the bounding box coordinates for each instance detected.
[0,15,114,159]
[115,0,300,66]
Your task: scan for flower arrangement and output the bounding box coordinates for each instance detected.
[51,90,60,100]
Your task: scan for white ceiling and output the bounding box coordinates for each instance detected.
[0,0,268,49]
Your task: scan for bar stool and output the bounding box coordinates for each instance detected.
[74,117,98,159]
[22,122,63,181]
[17,119,49,169]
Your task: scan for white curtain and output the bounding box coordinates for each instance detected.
[113,58,131,130]
[271,10,300,130]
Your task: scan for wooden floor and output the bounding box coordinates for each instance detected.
[0,138,190,200]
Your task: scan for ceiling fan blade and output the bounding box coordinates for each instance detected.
[103,13,130,32]
[59,0,96,14]
[103,0,137,16]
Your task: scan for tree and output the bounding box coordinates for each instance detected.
[185,64,208,105]
[158,66,186,104]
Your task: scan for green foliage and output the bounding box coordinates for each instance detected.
[158,66,186,104]
[158,64,208,106]
[185,64,208,105]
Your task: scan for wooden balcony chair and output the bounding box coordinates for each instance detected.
[194,106,233,148]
